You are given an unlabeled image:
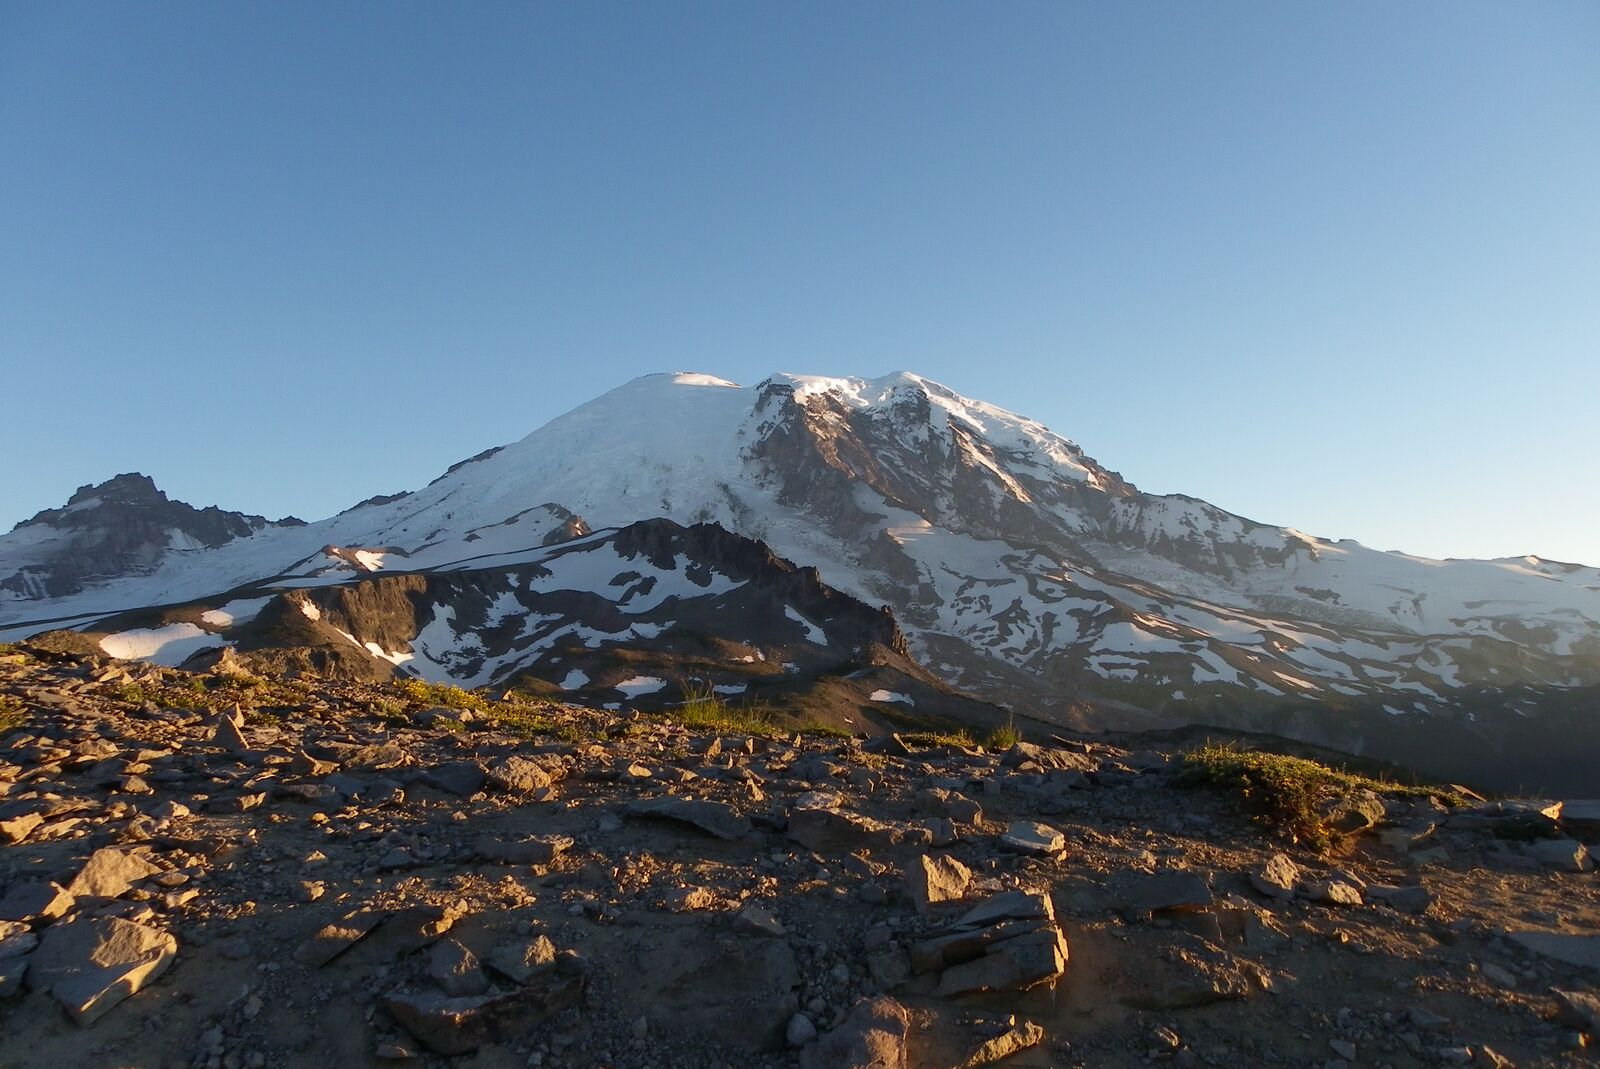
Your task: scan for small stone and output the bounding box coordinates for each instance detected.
[1526,838,1591,873]
[1305,879,1363,907]
[1366,883,1432,914]
[1251,854,1299,899]
[429,939,489,997]
[999,821,1065,856]
[1481,962,1517,988]
[486,935,558,984]
[661,886,715,912]
[486,754,564,793]
[907,854,973,914]
[957,1021,1047,1068]
[1123,870,1213,913]
[210,709,249,752]
[1408,1007,1450,1029]
[1329,1039,1357,1060]
[66,847,162,900]
[0,811,43,844]
[734,905,786,937]
[787,1012,818,1047]
[1553,988,1600,1035]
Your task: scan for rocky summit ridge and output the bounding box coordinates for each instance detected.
[2,371,1597,793]
[0,647,1598,1068]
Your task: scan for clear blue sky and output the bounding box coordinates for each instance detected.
[3,3,1597,564]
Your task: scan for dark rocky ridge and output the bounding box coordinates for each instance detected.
[57,519,1016,737]
[2,474,304,600]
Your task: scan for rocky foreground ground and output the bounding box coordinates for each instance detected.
[0,647,1598,1069]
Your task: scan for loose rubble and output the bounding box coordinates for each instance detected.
[0,649,1596,1067]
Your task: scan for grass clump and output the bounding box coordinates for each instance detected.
[0,695,26,732]
[900,728,975,749]
[487,701,584,743]
[655,681,848,739]
[1179,742,1466,851]
[984,715,1020,751]
[670,683,778,735]
[107,682,149,707]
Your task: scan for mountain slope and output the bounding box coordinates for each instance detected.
[3,371,1596,787]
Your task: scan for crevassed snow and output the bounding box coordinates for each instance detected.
[100,623,223,665]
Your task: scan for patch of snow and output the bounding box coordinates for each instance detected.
[199,597,274,629]
[614,675,666,698]
[784,606,827,645]
[353,550,387,571]
[869,689,913,705]
[559,669,589,690]
[100,624,223,666]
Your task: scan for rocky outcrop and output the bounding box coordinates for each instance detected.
[1,473,302,599]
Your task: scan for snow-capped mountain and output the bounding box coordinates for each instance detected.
[4,372,1597,789]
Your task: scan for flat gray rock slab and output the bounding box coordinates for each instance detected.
[1123,871,1213,913]
[0,881,75,923]
[626,797,752,840]
[1553,988,1600,1033]
[1510,931,1600,972]
[293,909,387,967]
[27,916,177,1024]
[1560,799,1600,837]
[66,848,161,899]
[1000,821,1064,856]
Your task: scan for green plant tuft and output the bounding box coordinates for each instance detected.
[1178,742,1467,851]
[395,678,490,712]
[0,694,25,732]
[984,715,1020,751]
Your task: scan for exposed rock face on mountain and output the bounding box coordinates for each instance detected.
[1,474,304,601]
[43,519,1011,738]
[2,372,1596,790]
